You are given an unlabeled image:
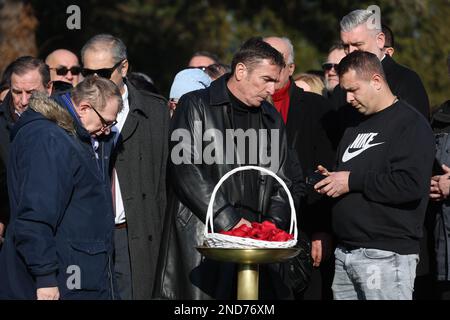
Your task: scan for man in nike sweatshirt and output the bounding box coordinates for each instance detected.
[314,51,435,300]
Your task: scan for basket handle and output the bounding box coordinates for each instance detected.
[205,165,297,240]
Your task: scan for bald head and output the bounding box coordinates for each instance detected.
[45,49,80,86]
[45,49,78,66]
[264,37,294,64]
[263,37,295,90]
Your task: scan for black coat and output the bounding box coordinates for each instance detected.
[285,84,335,234]
[382,54,430,120]
[0,94,13,227]
[154,75,299,300]
[429,100,450,280]
[0,100,12,165]
[111,80,170,299]
[330,55,430,146]
[0,154,7,231]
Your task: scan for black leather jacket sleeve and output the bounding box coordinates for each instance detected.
[169,94,241,232]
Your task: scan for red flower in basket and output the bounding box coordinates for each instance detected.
[219,220,293,242]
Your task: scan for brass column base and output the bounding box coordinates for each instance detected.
[196,247,300,300]
[237,263,259,300]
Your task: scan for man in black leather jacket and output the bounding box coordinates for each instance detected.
[154,37,305,299]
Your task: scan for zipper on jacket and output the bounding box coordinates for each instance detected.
[258,174,267,222]
[108,254,116,300]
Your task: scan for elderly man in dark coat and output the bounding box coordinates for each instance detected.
[0,77,122,299]
[0,57,53,243]
[81,34,170,299]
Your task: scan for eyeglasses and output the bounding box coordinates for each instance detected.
[322,63,339,72]
[90,106,117,130]
[50,66,82,76]
[81,60,124,79]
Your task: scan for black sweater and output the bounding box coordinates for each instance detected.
[227,88,262,214]
[333,100,435,254]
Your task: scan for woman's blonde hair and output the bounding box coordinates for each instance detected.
[293,73,325,96]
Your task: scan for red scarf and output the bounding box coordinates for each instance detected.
[272,80,291,123]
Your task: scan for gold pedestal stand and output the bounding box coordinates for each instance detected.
[196,247,300,300]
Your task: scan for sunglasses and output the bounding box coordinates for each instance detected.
[322,63,339,71]
[90,106,117,131]
[51,66,82,76]
[188,66,207,72]
[81,60,124,79]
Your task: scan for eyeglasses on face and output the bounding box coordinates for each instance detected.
[81,60,124,79]
[90,106,117,130]
[51,66,82,76]
[322,63,339,72]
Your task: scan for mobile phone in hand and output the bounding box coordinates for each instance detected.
[306,172,327,186]
[433,159,445,175]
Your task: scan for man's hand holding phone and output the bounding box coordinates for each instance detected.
[313,165,350,198]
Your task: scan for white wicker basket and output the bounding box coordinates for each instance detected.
[204,165,298,249]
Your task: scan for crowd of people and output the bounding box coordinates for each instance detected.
[0,8,448,300]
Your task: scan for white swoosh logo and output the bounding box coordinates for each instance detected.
[342,142,385,162]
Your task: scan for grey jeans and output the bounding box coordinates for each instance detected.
[332,246,419,300]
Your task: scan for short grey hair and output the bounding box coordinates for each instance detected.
[81,34,127,64]
[72,75,123,113]
[340,9,380,33]
[281,37,295,64]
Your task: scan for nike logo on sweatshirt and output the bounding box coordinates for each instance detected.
[342,133,385,162]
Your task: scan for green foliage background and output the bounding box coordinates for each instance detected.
[31,0,449,108]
